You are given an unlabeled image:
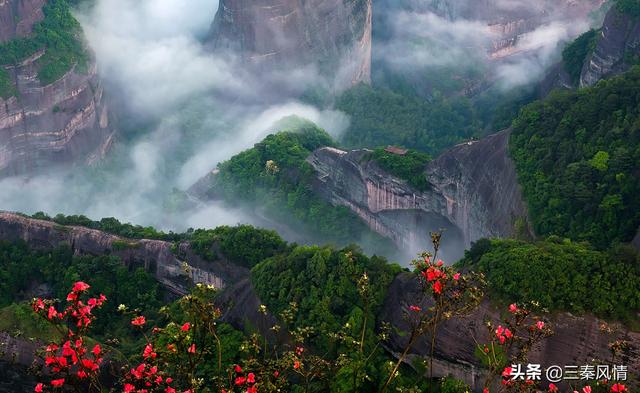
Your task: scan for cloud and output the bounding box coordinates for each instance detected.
[375,0,603,89]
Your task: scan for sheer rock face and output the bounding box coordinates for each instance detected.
[580,7,640,87]
[377,0,604,60]
[0,212,248,295]
[305,130,529,259]
[0,0,45,43]
[208,0,372,86]
[0,1,115,177]
[380,272,640,391]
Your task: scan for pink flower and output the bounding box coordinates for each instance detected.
[247,373,256,383]
[131,316,146,326]
[124,384,136,393]
[611,384,627,393]
[453,273,460,281]
[583,387,592,393]
[409,305,421,312]
[504,328,513,339]
[187,344,196,354]
[549,383,559,393]
[536,321,545,330]
[50,379,65,388]
[495,325,504,337]
[433,280,443,294]
[72,282,90,292]
[34,383,44,392]
[509,303,518,313]
[234,365,243,373]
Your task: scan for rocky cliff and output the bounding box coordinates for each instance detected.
[580,6,640,87]
[376,0,604,60]
[306,130,529,260]
[0,0,115,177]
[0,0,45,43]
[380,272,640,390]
[208,0,372,87]
[0,212,248,295]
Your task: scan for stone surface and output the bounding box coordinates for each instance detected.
[580,6,640,87]
[0,0,45,43]
[380,272,640,390]
[305,130,530,260]
[0,211,248,295]
[0,0,115,177]
[208,0,372,87]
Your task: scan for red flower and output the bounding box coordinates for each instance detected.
[143,344,157,359]
[247,373,256,384]
[234,364,243,373]
[92,344,101,357]
[409,305,421,312]
[611,384,627,393]
[187,344,196,354]
[549,383,559,393]
[273,370,280,378]
[72,282,90,292]
[47,306,58,320]
[504,328,513,339]
[33,298,45,311]
[483,388,489,393]
[235,376,247,386]
[131,316,146,326]
[453,273,460,281]
[34,383,44,392]
[432,280,442,294]
[247,386,257,393]
[181,322,190,332]
[294,360,301,369]
[124,383,136,393]
[536,321,545,330]
[509,303,518,313]
[502,367,512,378]
[583,387,592,393]
[165,388,176,393]
[50,379,65,388]
[436,260,444,267]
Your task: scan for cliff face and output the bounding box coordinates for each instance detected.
[0,0,45,43]
[380,273,640,390]
[0,0,115,177]
[208,0,372,87]
[580,7,640,87]
[306,130,529,260]
[376,0,604,60]
[0,212,248,295]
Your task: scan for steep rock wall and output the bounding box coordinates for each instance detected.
[306,130,529,259]
[0,212,248,295]
[0,0,45,43]
[380,272,640,391]
[580,7,640,87]
[0,0,116,177]
[208,0,372,86]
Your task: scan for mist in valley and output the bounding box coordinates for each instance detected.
[0,0,606,264]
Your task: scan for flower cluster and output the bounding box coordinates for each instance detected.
[223,365,257,393]
[32,282,106,392]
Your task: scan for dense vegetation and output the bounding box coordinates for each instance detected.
[0,241,163,351]
[366,148,431,191]
[252,245,402,351]
[562,29,599,85]
[459,238,640,321]
[510,67,640,248]
[616,0,640,16]
[188,225,288,268]
[336,84,476,155]
[0,0,87,86]
[0,68,15,99]
[30,212,289,268]
[213,119,397,256]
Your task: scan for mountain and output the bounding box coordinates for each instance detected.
[306,130,530,261]
[207,0,372,88]
[0,0,115,177]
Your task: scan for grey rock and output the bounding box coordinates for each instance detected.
[581,7,640,87]
[306,130,530,260]
[208,0,372,87]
